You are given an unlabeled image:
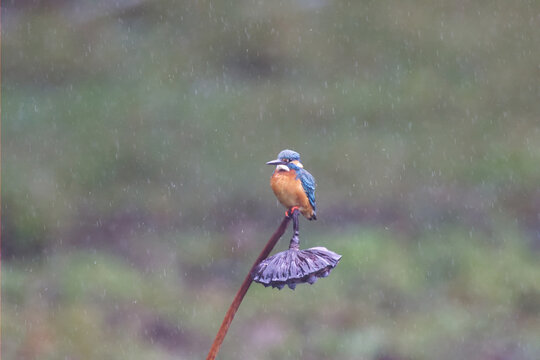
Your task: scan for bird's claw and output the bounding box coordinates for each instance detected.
[286,206,300,218]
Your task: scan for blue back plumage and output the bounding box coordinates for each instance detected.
[287,162,316,211]
[298,169,316,211]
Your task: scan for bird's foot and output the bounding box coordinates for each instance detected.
[286,206,300,218]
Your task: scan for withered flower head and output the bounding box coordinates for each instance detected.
[252,247,342,290]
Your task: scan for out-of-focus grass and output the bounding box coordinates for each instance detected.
[3,225,540,359]
[3,0,540,359]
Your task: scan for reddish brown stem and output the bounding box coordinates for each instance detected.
[206,216,291,360]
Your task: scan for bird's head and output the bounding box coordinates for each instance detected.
[266,149,303,171]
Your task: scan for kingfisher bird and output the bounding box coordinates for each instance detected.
[266,149,316,247]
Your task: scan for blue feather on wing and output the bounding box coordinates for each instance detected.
[297,169,316,212]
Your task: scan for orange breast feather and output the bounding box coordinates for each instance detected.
[270,170,314,219]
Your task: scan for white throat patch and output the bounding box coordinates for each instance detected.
[276,164,290,172]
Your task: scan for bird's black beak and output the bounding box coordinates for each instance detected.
[266,159,284,165]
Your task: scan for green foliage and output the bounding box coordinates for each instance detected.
[4,226,540,359]
[3,0,540,359]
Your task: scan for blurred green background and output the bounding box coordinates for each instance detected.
[3,1,540,359]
